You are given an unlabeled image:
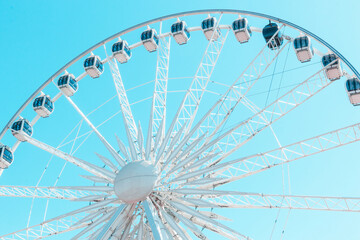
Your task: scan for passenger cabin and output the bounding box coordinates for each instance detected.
[112,40,132,63]
[0,145,13,169]
[171,21,190,45]
[262,22,283,50]
[232,18,252,43]
[141,29,159,52]
[293,36,313,63]
[322,54,342,81]
[58,73,78,97]
[201,17,220,41]
[345,78,360,106]
[84,55,104,78]
[33,94,54,118]
[11,118,33,142]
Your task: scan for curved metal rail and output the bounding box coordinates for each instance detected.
[1,9,358,141]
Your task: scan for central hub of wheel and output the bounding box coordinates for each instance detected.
[114,160,158,204]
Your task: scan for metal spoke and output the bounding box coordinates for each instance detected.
[196,25,288,146]
[214,65,332,158]
[173,14,229,135]
[0,212,89,239]
[64,96,126,167]
[152,28,171,136]
[0,185,102,201]
[105,46,138,144]
[206,192,360,212]
[199,122,360,188]
[95,204,127,240]
[23,135,115,182]
[143,199,162,240]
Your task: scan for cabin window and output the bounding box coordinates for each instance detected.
[33,97,44,108]
[95,60,103,72]
[23,121,32,135]
[45,98,53,111]
[3,149,12,163]
[84,57,94,68]
[124,45,131,56]
[12,121,22,131]
[69,78,77,90]
[3,148,13,163]
[58,76,68,86]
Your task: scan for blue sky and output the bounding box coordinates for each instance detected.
[1,0,360,239]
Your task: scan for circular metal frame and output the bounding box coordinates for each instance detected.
[0,9,358,140]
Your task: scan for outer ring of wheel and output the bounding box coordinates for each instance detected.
[1,9,358,141]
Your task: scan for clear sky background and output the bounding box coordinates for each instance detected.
[1,0,360,239]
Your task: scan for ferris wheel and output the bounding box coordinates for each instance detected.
[1,9,360,239]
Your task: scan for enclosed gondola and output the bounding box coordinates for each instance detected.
[293,36,314,63]
[57,73,78,97]
[112,40,132,63]
[0,145,13,169]
[262,22,283,50]
[33,94,54,118]
[171,21,190,45]
[11,118,33,142]
[141,29,159,52]
[322,53,342,81]
[232,18,252,43]
[201,17,220,41]
[84,55,104,78]
[345,78,360,106]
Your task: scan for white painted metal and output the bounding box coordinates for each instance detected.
[152,34,171,137]
[1,10,360,240]
[143,200,162,240]
[114,161,157,203]
[23,134,115,182]
[0,186,98,200]
[0,212,88,240]
[105,46,138,146]
[173,15,229,136]
[64,96,126,167]
[95,205,126,240]
[206,193,360,212]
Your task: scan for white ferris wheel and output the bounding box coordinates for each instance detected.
[1,9,360,239]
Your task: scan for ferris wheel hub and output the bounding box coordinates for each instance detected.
[114,160,158,203]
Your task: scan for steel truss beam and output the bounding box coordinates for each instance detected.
[164,66,333,183]
[0,186,96,200]
[196,26,288,141]
[173,14,229,135]
[0,212,87,240]
[152,34,171,137]
[171,122,360,187]
[213,65,333,158]
[211,122,360,185]
[207,193,360,212]
[106,51,138,144]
